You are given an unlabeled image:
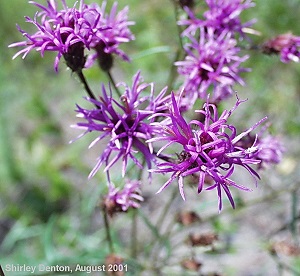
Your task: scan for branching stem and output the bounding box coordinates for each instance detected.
[76,70,97,101]
[130,159,145,258]
[107,71,121,97]
[102,207,114,254]
[167,0,185,91]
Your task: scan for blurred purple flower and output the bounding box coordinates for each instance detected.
[262,33,300,63]
[148,93,267,211]
[237,134,285,168]
[72,71,168,181]
[104,179,143,216]
[179,0,255,38]
[255,135,284,167]
[175,28,249,103]
[85,1,135,70]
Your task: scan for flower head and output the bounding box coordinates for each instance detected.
[148,93,267,211]
[255,135,284,166]
[175,28,249,103]
[103,179,143,216]
[237,133,285,168]
[85,1,135,70]
[262,33,300,63]
[9,0,106,71]
[9,0,134,71]
[179,0,255,39]
[72,71,168,181]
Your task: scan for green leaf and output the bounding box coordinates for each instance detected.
[138,209,171,258]
[43,216,58,263]
[1,222,43,252]
[131,46,171,60]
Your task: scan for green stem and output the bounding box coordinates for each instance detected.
[103,207,114,254]
[172,0,184,50]
[271,252,300,275]
[130,159,145,258]
[153,216,178,269]
[155,187,178,231]
[131,209,138,258]
[107,71,121,97]
[146,187,178,260]
[76,70,97,101]
[166,0,185,91]
[167,48,183,91]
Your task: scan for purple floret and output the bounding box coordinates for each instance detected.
[175,28,249,104]
[179,0,255,39]
[72,71,168,182]
[9,0,135,71]
[148,93,267,211]
[262,33,300,63]
[85,1,135,69]
[104,179,144,216]
[236,133,285,168]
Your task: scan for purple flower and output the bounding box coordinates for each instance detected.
[148,93,267,211]
[72,71,168,181]
[9,0,107,71]
[85,1,135,70]
[237,134,285,168]
[255,135,284,166]
[179,0,255,38]
[103,179,144,216]
[175,28,249,103]
[9,0,134,71]
[262,33,300,63]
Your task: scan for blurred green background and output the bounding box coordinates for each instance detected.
[1,0,300,275]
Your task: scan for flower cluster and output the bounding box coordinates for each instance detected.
[103,179,143,216]
[9,0,134,71]
[9,0,285,213]
[72,71,168,182]
[148,93,267,211]
[176,0,254,103]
